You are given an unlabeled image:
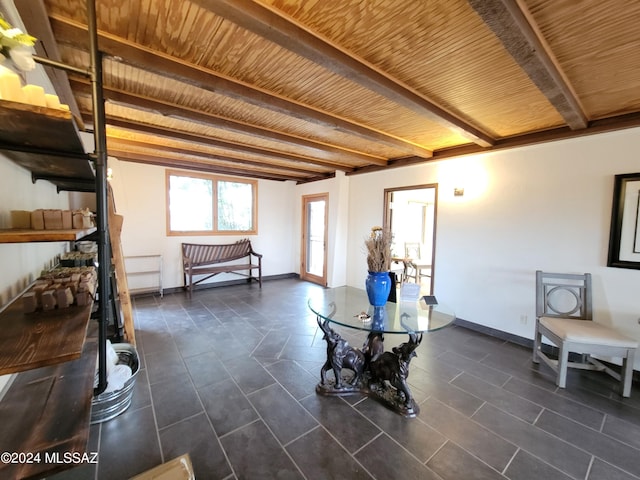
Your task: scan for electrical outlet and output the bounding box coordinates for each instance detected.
[520,315,528,325]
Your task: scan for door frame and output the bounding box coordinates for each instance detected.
[383,184,438,294]
[300,193,328,286]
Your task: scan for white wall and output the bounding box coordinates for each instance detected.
[294,171,350,287]
[107,158,297,289]
[345,127,640,368]
[0,155,70,307]
[0,154,72,394]
[109,158,353,290]
[0,2,72,308]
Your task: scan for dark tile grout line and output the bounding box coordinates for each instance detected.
[271,293,630,477]
[149,301,237,478]
[163,292,373,479]
[78,281,640,480]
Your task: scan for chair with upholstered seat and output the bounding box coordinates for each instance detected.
[404,243,431,284]
[533,270,637,397]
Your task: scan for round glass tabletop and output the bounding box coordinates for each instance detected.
[308,286,455,334]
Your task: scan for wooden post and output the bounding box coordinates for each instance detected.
[108,188,136,346]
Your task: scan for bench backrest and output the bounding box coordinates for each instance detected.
[182,239,252,266]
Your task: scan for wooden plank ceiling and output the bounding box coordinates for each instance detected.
[23,0,640,182]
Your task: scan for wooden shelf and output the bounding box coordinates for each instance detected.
[0,324,97,480]
[0,99,95,193]
[0,227,96,243]
[0,99,84,152]
[0,293,94,375]
[0,15,106,479]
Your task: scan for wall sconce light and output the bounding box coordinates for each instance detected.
[107,167,113,181]
[453,187,465,197]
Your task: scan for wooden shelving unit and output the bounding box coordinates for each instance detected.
[0,100,95,193]
[0,227,96,243]
[0,227,97,375]
[0,324,98,480]
[0,3,113,479]
[0,295,94,375]
[0,99,83,150]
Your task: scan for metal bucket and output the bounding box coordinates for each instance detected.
[91,343,139,424]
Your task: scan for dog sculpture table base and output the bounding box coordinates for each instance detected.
[316,318,422,418]
[316,377,419,418]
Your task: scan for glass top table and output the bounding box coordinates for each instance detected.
[308,286,456,417]
[307,286,456,334]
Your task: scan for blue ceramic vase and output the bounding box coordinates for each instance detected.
[365,271,391,306]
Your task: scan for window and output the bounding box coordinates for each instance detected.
[166,170,257,235]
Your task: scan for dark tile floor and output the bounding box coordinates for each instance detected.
[51,278,640,480]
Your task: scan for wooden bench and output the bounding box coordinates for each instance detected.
[182,239,262,297]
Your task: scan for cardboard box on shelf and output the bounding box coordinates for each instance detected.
[41,290,57,311]
[31,210,45,230]
[10,210,31,229]
[22,292,37,313]
[43,210,63,230]
[61,210,72,229]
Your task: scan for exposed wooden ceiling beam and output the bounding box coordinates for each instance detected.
[48,15,432,159]
[70,78,385,166]
[110,150,305,182]
[190,0,495,148]
[468,0,588,130]
[107,137,326,177]
[79,113,356,172]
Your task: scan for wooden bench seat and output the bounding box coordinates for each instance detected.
[182,239,262,297]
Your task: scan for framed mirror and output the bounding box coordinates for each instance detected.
[607,173,640,269]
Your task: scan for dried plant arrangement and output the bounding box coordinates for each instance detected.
[365,226,392,272]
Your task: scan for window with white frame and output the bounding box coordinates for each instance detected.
[166,170,257,235]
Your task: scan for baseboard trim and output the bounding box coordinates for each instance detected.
[133,273,300,297]
[453,317,533,348]
[454,317,639,381]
